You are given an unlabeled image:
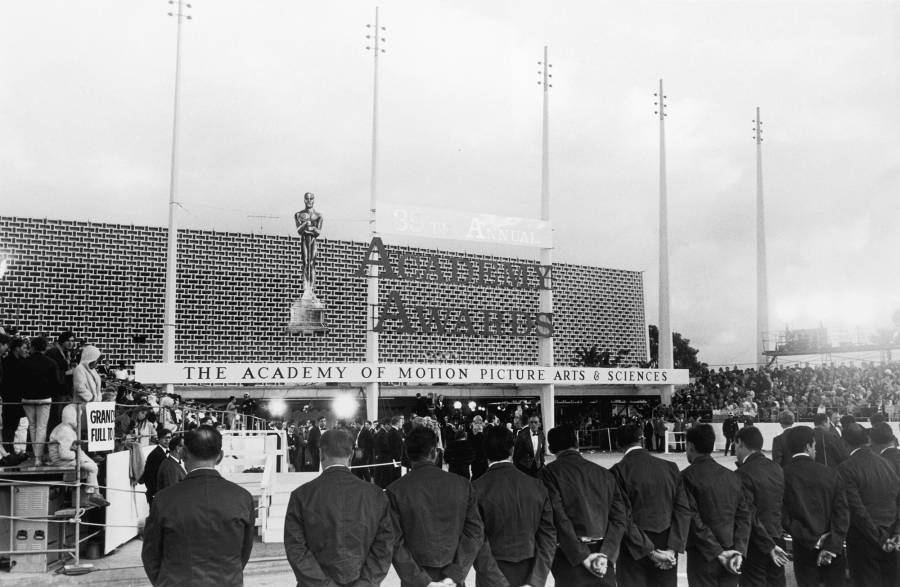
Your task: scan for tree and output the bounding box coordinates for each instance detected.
[574,345,634,367]
[648,325,706,375]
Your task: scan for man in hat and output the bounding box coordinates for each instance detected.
[837,422,900,586]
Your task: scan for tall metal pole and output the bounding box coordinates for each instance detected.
[365,8,384,424]
[754,107,769,366]
[655,79,674,404]
[537,47,555,435]
[163,0,190,387]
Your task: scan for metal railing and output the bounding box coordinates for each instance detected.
[576,427,616,452]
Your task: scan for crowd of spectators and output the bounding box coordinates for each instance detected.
[671,360,900,423]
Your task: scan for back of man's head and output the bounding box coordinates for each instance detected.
[483,425,514,462]
[735,426,764,451]
[616,424,642,449]
[813,413,829,427]
[786,426,815,455]
[405,426,437,461]
[778,410,795,428]
[842,423,869,449]
[839,415,856,430]
[869,422,895,447]
[547,425,577,454]
[320,429,353,461]
[390,414,402,427]
[686,424,716,454]
[184,425,222,466]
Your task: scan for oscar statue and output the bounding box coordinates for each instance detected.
[288,192,327,333]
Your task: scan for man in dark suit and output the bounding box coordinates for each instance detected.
[837,423,900,586]
[539,424,627,586]
[386,426,483,587]
[610,423,691,587]
[723,413,738,456]
[374,415,403,489]
[734,426,789,587]
[284,428,395,586]
[813,413,848,468]
[307,416,326,472]
[870,422,900,477]
[156,434,186,494]
[512,413,545,477]
[781,426,849,587]
[770,410,794,467]
[45,330,75,431]
[142,426,255,586]
[473,425,556,587]
[681,424,751,587]
[352,420,375,482]
[140,427,172,505]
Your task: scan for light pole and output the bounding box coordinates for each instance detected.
[655,80,674,404]
[364,8,385,423]
[754,108,769,367]
[537,47,555,434]
[162,0,191,387]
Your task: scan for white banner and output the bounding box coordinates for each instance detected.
[377,202,552,248]
[135,363,688,386]
[86,402,116,451]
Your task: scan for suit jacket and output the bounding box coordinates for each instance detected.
[512,428,545,472]
[386,461,484,585]
[472,462,555,587]
[723,418,738,438]
[771,431,792,467]
[782,454,848,553]
[156,456,186,493]
[142,469,255,587]
[814,427,848,468]
[141,446,167,501]
[45,345,72,396]
[308,426,323,467]
[837,446,900,546]
[610,447,691,559]
[538,449,627,564]
[735,452,785,555]
[681,454,752,561]
[357,427,374,459]
[284,466,395,586]
[879,446,900,478]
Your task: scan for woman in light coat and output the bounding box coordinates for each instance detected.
[72,345,102,403]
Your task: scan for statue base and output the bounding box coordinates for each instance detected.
[287,291,327,334]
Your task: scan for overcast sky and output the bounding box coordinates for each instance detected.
[2,0,899,366]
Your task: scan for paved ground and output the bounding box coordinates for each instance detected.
[4,451,800,586]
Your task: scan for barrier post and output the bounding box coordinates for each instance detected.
[62,402,93,575]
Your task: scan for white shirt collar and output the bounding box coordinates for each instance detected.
[324,464,349,471]
[488,460,510,468]
[625,445,643,455]
[792,452,811,459]
[850,447,862,456]
[881,447,894,455]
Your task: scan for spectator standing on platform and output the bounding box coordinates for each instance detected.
[141,427,172,505]
[238,392,255,429]
[131,405,157,447]
[836,423,900,586]
[224,396,237,429]
[0,337,29,454]
[734,426,788,587]
[284,428,395,586]
[45,331,75,431]
[23,336,59,466]
[770,410,794,467]
[722,412,738,456]
[387,426,483,587]
[513,413,545,477]
[611,423,690,587]
[142,426,255,586]
[470,418,488,480]
[673,415,686,452]
[782,426,849,587]
[473,425,555,587]
[72,345,102,403]
[539,424,626,586]
[681,424,751,586]
[156,433,186,493]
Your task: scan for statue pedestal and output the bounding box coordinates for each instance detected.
[287,290,327,334]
